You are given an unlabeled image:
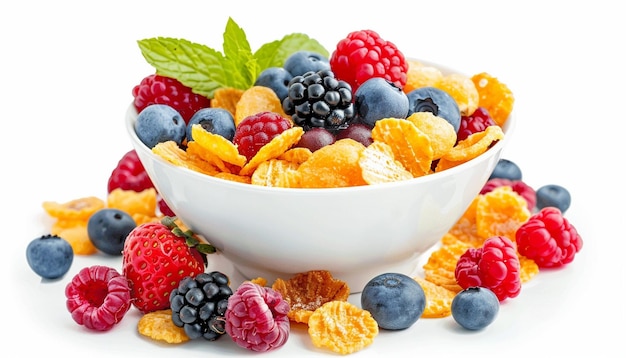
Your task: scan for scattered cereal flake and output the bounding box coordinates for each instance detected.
[138,309,189,344]
[471,72,514,127]
[191,124,247,167]
[414,277,456,318]
[55,225,98,255]
[358,141,413,184]
[107,188,157,218]
[519,255,540,283]
[476,186,531,241]
[240,126,304,176]
[423,242,470,293]
[42,196,105,221]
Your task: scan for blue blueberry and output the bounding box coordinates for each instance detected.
[186,108,236,142]
[87,209,136,255]
[283,51,330,77]
[360,272,426,330]
[489,158,522,180]
[26,234,74,279]
[135,104,186,148]
[254,67,294,103]
[406,87,461,132]
[355,78,409,127]
[536,184,571,213]
[451,287,499,330]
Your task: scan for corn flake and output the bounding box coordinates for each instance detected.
[414,277,456,318]
[297,139,368,188]
[138,309,189,344]
[239,126,304,176]
[358,141,413,184]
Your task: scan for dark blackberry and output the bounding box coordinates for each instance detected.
[169,271,233,341]
[282,69,355,133]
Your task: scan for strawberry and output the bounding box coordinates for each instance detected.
[122,217,215,314]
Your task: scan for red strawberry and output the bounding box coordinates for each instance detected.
[122,217,214,314]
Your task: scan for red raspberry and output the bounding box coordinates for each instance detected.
[232,112,292,161]
[481,178,536,211]
[225,281,290,352]
[457,107,497,142]
[65,265,132,331]
[107,150,154,193]
[132,74,210,124]
[455,236,521,302]
[330,29,408,93]
[515,207,583,268]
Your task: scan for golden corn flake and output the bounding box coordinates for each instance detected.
[297,138,368,188]
[308,301,378,355]
[414,277,456,318]
[55,225,98,255]
[42,196,105,221]
[239,126,304,176]
[404,60,444,93]
[476,186,531,241]
[152,141,220,176]
[214,172,252,184]
[358,141,413,184]
[423,241,470,293]
[211,87,244,119]
[191,124,247,167]
[446,196,486,248]
[107,188,157,218]
[138,309,189,344]
[471,72,514,127]
[519,255,540,283]
[249,277,268,287]
[132,213,162,225]
[234,86,289,127]
[278,147,312,164]
[186,141,231,173]
[435,73,479,116]
[436,125,504,171]
[406,112,457,160]
[251,159,300,188]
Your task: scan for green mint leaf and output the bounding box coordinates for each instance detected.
[254,33,330,70]
[222,17,259,90]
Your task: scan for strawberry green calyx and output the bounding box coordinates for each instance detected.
[161,216,216,256]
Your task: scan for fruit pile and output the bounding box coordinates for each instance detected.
[27,17,583,355]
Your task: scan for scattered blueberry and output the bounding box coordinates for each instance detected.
[489,158,522,181]
[536,184,571,213]
[135,104,186,148]
[186,108,236,142]
[254,67,294,103]
[87,209,137,255]
[355,78,409,127]
[406,87,461,132]
[283,51,330,77]
[26,234,74,279]
[361,272,425,330]
[451,287,499,330]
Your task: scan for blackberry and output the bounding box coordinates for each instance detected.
[169,271,233,341]
[282,69,355,132]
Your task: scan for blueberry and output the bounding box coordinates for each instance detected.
[451,287,499,330]
[186,108,236,142]
[536,184,571,213]
[254,67,294,103]
[283,51,330,77]
[489,158,522,180]
[135,104,186,148]
[406,87,461,132]
[87,209,136,255]
[361,272,425,330]
[26,234,73,279]
[355,78,409,127]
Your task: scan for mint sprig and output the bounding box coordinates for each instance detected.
[137,17,329,99]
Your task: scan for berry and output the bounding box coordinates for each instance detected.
[536,184,571,213]
[107,149,154,193]
[26,234,73,279]
[65,265,131,331]
[282,69,355,132]
[406,87,461,132]
[135,104,186,149]
[489,158,522,181]
[360,272,425,330]
[354,77,409,127]
[457,107,497,142]
[158,196,175,216]
[186,107,236,143]
[295,127,336,152]
[122,218,213,313]
[335,123,373,147]
[87,208,137,256]
[132,74,210,124]
[225,281,290,352]
[283,51,330,77]
[451,287,499,330]
[516,207,583,268]
[232,111,292,161]
[481,178,536,211]
[254,67,294,103]
[170,271,233,341]
[330,29,408,93]
[455,236,521,302]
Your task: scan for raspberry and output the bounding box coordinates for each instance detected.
[330,29,408,93]
[225,281,290,352]
[481,178,536,211]
[455,236,521,302]
[132,74,210,124]
[515,207,583,268]
[457,107,497,142]
[65,265,132,331]
[107,149,154,193]
[232,112,292,161]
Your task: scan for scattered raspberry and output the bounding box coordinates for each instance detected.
[65,265,131,331]
[330,29,408,93]
[225,281,290,352]
[232,112,292,161]
[481,178,536,211]
[515,207,583,268]
[107,150,154,193]
[132,74,211,124]
[457,107,497,142]
[455,236,521,301]
[158,197,175,216]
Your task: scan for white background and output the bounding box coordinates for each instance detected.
[2,1,623,356]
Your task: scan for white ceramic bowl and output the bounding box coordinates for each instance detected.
[125,86,514,293]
